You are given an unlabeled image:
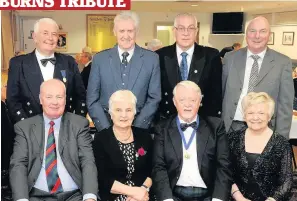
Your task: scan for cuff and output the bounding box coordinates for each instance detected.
[83,193,97,201]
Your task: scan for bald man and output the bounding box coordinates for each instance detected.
[10,79,98,201]
[222,16,294,138]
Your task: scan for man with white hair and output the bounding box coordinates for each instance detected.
[7,18,87,123]
[152,81,232,201]
[156,13,223,121]
[147,39,163,51]
[87,11,161,132]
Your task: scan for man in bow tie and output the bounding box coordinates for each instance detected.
[152,81,232,201]
[7,18,87,123]
[87,11,161,132]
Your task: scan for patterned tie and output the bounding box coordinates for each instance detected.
[122,52,129,67]
[247,55,260,92]
[45,121,63,193]
[180,52,188,80]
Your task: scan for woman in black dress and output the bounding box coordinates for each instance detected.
[93,90,153,201]
[227,92,293,201]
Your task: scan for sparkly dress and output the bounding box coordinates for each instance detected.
[114,141,136,201]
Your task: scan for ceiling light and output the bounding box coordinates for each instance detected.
[191,5,198,7]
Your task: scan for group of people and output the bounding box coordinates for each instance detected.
[2,9,295,201]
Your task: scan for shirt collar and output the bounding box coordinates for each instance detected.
[35,49,55,60]
[247,48,267,60]
[178,114,198,124]
[118,46,135,58]
[43,113,62,129]
[85,60,92,67]
[176,44,195,58]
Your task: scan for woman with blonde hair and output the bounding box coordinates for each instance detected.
[228,92,293,201]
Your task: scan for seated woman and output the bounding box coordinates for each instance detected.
[227,92,293,201]
[93,90,153,201]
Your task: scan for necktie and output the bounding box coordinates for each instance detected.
[180,121,197,131]
[41,58,56,67]
[180,52,188,80]
[121,52,129,67]
[247,55,260,92]
[45,121,63,193]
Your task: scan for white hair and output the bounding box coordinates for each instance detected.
[173,81,202,99]
[82,46,92,53]
[174,13,198,28]
[109,90,137,114]
[147,39,163,50]
[34,18,59,33]
[114,11,140,30]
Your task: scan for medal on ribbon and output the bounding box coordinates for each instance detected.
[176,116,199,160]
[60,70,67,83]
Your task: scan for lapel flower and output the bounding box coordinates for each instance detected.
[135,147,146,160]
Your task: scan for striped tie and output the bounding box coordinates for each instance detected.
[45,121,63,193]
[247,55,260,92]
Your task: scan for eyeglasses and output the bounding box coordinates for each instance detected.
[175,26,197,33]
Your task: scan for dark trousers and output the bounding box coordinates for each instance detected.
[173,186,211,201]
[29,188,82,201]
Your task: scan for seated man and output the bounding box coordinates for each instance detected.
[9,79,98,201]
[152,81,232,201]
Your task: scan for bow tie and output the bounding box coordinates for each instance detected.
[40,58,56,67]
[180,122,197,131]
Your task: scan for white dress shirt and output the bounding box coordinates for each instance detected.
[163,116,222,201]
[233,48,267,121]
[176,44,195,75]
[17,114,96,201]
[35,50,55,81]
[118,46,135,63]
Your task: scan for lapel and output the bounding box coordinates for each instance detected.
[255,48,275,86]
[109,45,123,89]
[168,117,183,164]
[23,51,44,104]
[196,118,210,170]
[58,114,69,155]
[235,48,248,85]
[128,44,144,90]
[188,44,206,83]
[31,115,45,161]
[53,53,68,87]
[164,44,181,89]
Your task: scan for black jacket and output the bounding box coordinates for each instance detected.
[93,127,153,201]
[156,43,222,120]
[81,62,92,89]
[7,51,87,123]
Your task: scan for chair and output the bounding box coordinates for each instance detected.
[289,139,297,169]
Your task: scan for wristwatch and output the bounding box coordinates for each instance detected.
[141,184,150,192]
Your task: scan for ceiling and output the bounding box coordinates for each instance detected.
[130,1,297,14]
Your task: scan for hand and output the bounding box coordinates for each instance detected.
[236,197,251,201]
[126,197,138,201]
[84,199,96,201]
[130,186,149,201]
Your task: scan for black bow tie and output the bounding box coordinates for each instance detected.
[40,58,56,67]
[180,122,197,131]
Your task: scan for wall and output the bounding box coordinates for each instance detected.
[16,10,240,54]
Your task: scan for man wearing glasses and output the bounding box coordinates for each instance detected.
[156,13,222,121]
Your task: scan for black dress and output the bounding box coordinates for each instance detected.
[227,129,293,201]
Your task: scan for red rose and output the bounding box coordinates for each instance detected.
[138,147,146,156]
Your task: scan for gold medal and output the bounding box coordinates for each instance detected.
[63,77,67,83]
[184,152,190,159]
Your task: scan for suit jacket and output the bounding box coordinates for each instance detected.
[219,46,234,58]
[152,116,232,201]
[81,62,92,89]
[87,44,161,131]
[92,127,153,201]
[227,129,293,201]
[7,51,87,123]
[9,113,98,200]
[156,43,222,120]
[222,47,294,138]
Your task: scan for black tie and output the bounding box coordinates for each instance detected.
[180,122,197,131]
[121,52,129,66]
[41,58,56,67]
